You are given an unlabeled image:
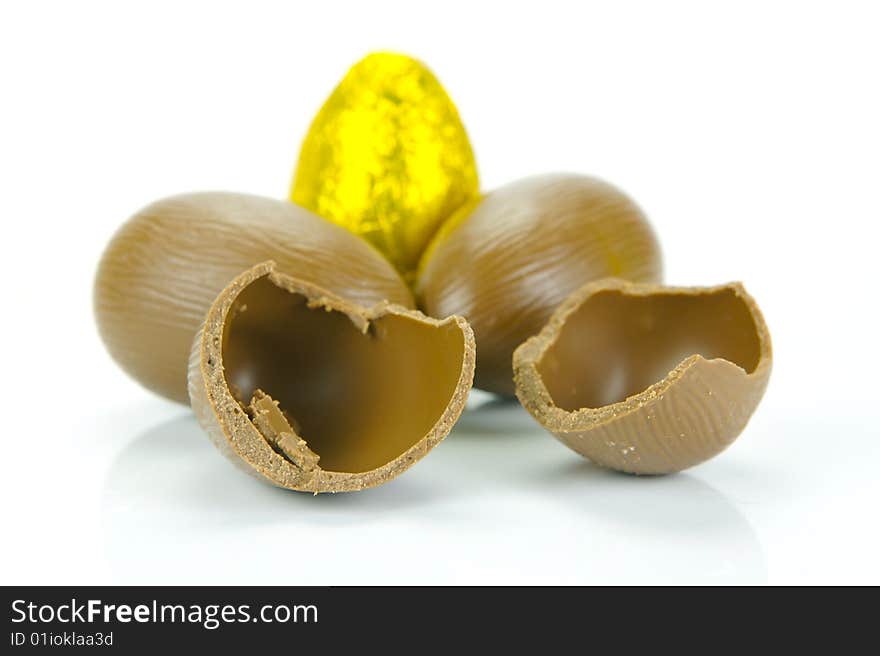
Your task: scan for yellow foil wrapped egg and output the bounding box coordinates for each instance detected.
[291,52,479,282]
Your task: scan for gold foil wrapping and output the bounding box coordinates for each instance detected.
[292,52,479,282]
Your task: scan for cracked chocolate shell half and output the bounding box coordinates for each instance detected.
[513,279,772,474]
[189,262,475,493]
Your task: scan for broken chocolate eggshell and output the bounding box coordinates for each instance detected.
[416,174,663,396]
[94,192,413,404]
[513,279,771,474]
[188,262,476,493]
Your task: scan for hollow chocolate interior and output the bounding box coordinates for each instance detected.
[221,277,465,473]
[537,288,761,411]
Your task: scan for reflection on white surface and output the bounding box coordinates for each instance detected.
[102,400,765,584]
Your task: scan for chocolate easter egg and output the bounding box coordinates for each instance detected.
[189,262,476,492]
[292,52,479,282]
[417,174,663,395]
[514,280,772,474]
[95,192,413,403]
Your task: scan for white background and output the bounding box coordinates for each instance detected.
[1,0,878,585]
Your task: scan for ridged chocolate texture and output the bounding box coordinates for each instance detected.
[513,280,772,474]
[95,192,414,403]
[416,174,662,395]
[189,262,475,493]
